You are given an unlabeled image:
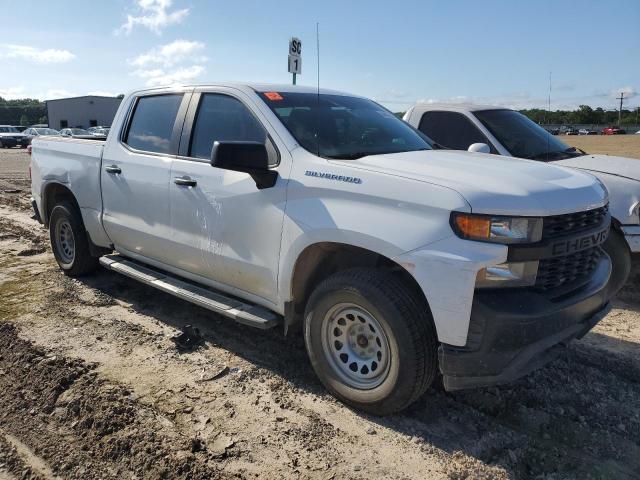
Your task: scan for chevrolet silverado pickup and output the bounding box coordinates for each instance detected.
[31,84,614,414]
[404,103,637,296]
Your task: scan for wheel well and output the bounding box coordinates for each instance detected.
[42,183,79,226]
[289,243,430,325]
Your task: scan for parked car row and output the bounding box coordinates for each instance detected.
[543,125,631,135]
[0,125,112,148]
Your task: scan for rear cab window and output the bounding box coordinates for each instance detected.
[124,94,184,154]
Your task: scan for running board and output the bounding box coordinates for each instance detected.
[99,255,279,329]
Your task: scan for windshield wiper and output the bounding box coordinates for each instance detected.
[326,148,430,160]
[526,150,576,161]
[325,152,374,160]
[564,146,587,156]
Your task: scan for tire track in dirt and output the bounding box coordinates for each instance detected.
[0,323,234,480]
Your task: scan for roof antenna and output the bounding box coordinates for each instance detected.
[547,71,551,162]
[316,21,321,157]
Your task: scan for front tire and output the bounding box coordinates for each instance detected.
[49,201,99,277]
[304,268,438,415]
[603,228,632,298]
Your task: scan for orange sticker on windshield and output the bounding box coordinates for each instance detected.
[263,92,283,101]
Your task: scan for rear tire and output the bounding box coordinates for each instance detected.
[303,268,438,415]
[49,201,99,277]
[603,228,632,298]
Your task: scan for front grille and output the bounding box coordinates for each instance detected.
[535,246,605,290]
[533,205,609,291]
[542,205,608,241]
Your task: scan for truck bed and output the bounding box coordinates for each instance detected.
[30,135,108,246]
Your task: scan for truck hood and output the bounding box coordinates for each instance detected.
[553,154,640,182]
[338,150,607,216]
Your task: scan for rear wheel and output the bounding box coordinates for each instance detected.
[49,201,99,277]
[304,268,438,415]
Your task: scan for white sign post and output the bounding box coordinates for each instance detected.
[288,37,302,84]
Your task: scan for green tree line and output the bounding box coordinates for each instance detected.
[0,97,47,125]
[395,105,640,126]
[520,105,640,126]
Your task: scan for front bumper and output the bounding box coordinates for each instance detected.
[0,137,18,147]
[622,225,640,253]
[440,254,612,391]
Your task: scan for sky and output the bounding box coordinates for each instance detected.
[0,0,638,112]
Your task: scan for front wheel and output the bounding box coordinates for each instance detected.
[49,201,99,277]
[603,228,632,298]
[304,268,438,415]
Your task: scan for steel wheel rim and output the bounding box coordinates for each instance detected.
[320,303,391,390]
[55,218,75,265]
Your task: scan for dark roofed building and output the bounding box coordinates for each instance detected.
[46,95,122,130]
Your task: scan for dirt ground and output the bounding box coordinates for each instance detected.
[0,146,639,480]
[561,134,640,159]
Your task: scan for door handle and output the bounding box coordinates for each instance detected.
[174,176,197,187]
[105,165,121,174]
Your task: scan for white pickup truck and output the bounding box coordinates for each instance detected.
[404,103,638,295]
[31,84,615,414]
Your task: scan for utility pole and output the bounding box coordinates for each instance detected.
[616,91,625,126]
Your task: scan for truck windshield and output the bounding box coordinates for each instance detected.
[473,109,583,161]
[258,91,432,159]
[0,127,19,133]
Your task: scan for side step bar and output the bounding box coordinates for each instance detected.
[99,255,280,329]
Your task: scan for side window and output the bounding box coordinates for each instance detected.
[124,94,183,154]
[418,111,494,151]
[189,93,271,163]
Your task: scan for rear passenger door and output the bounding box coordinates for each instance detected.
[168,88,288,304]
[417,111,496,152]
[101,90,191,263]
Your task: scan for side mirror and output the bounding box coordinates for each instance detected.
[210,141,277,189]
[468,143,491,154]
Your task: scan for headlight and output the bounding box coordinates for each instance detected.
[476,261,538,288]
[451,212,543,244]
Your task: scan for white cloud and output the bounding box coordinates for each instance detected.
[128,38,207,87]
[0,87,120,100]
[87,90,120,97]
[116,0,189,35]
[0,44,75,64]
[135,65,206,86]
[612,86,637,99]
[129,39,205,68]
[0,86,27,100]
[132,68,166,78]
[43,89,79,100]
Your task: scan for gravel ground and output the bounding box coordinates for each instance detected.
[0,147,639,479]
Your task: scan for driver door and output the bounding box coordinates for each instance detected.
[168,88,289,304]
